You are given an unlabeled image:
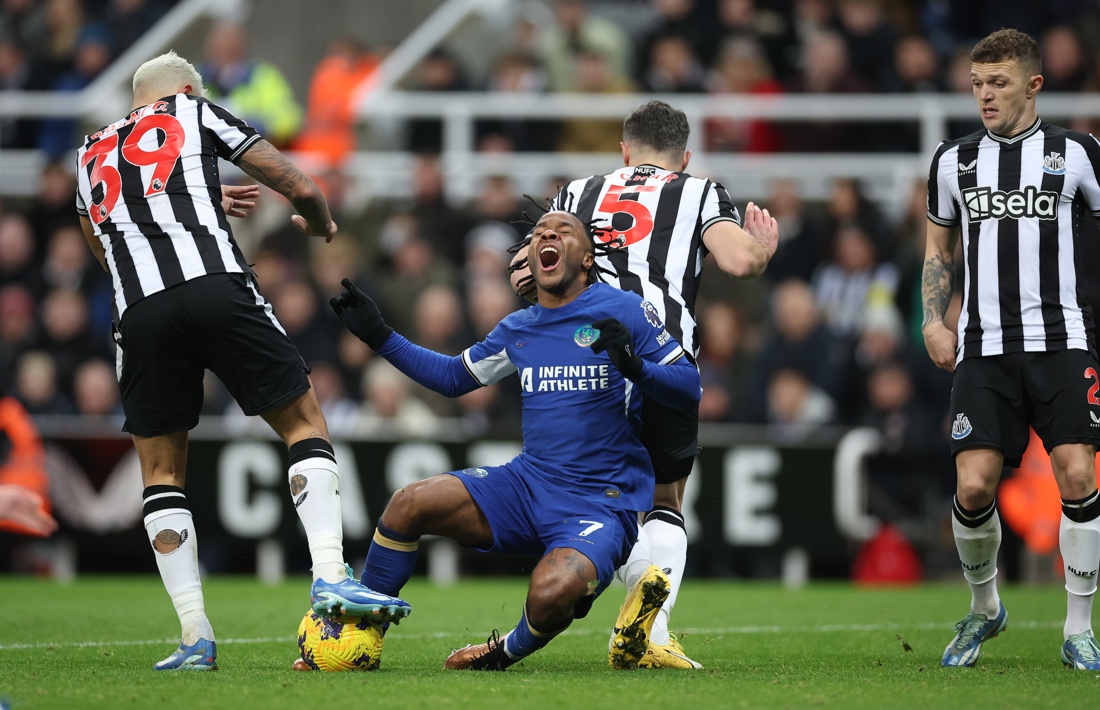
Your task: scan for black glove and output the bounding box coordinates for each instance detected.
[591,318,644,379]
[329,278,393,350]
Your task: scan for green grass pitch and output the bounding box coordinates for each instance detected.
[0,577,1096,709]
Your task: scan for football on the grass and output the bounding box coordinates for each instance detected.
[297,610,383,671]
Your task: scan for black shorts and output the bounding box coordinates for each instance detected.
[949,350,1100,467]
[640,395,700,484]
[116,273,311,437]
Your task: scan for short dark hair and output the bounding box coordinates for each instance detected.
[971,28,1041,77]
[622,100,689,154]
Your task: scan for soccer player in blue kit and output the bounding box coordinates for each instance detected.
[329,209,700,670]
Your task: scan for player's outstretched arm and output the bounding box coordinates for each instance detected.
[237,139,337,242]
[701,202,778,279]
[921,219,959,373]
[331,278,480,397]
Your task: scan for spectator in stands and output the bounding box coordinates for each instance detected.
[271,277,342,368]
[105,0,169,59]
[840,301,907,422]
[355,358,439,438]
[26,0,88,90]
[539,0,631,92]
[0,37,37,149]
[639,33,706,93]
[764,367,837,442]
[633,0,705,86]
[704,36,783,154]
[12,350,74,415]
[696,300,754,423]
[700,0,794,80]
[782,30,868,151]
[200,21,302,147]
[1039,25,1089,93]
[411,284,469,357]
[0,394,56,538]
[33,287,107,397]
[361,154,472,269]
[835,0,899,92]
[294,36,379,170]
[889,34,943,93]
[476,50,558,152]
[0,0,46,53]
[0,285,37,395]
[555,49,635,153]
[749,278,847,423]
[823,177,889,257]
[374,216,461,335]
[42,224,112,334]
[465,175,527,246]
[404,48,471,153]
[759,178,824,284]
[811,223,899,341]
[0,212,45,299]
[38,25,113,158]
[28,161,81,246]
[71,358,122,418]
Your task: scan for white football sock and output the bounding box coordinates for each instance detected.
[289,454,347,583]
[617,524,652,589]
[144,502,213,645]
[952,501,1001,617]
[644,510,687,646]
[1060,509,1100,638]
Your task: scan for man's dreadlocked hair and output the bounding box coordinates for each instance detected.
[507,193,621,292]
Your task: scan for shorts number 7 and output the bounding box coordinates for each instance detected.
[577,520,604,537]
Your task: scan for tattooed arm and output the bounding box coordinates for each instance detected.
[236,139,337,242]
[922,219,960,372]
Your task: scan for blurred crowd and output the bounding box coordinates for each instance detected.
[5,0,1100,517]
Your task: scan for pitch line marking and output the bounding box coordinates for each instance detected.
[0,620,1064,652]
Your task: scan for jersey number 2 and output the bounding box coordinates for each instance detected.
[1085,367,1100,406]
[81,113,186,224]
[598,185,657,246]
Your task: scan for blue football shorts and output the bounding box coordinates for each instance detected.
[449,457,638,596]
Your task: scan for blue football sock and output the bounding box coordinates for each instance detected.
[502,604,570,661]
[361,523,419,596]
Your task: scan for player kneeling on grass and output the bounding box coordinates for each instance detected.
[324,210,700,670]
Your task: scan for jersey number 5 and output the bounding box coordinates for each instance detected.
[598,185,657,246]
[81,113,186,225]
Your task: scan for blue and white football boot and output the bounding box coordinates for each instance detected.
[153,638,217,671]
[941,602,1007,667]
[310,563,411,624]
[1061,631,1100,670]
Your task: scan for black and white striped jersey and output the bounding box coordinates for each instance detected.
[927,118,1100,362]
[552,165,741,358]
[75,93,261,323]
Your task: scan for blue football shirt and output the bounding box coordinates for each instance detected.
[461,282,688,511]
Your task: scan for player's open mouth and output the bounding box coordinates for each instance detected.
[982,107,997,118]
[538,244,561,271]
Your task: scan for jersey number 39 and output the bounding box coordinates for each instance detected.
[81,114,186,224]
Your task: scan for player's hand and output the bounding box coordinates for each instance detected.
[591,318,644,379]
[508,244,537,304]
[329,278,393,350]
[0,485,57,537]
[922,320,958,373]
[291,215,338,243]
[220,184,260,218]
[742,201,779,259]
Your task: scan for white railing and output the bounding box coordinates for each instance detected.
[347,90,1100,209]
